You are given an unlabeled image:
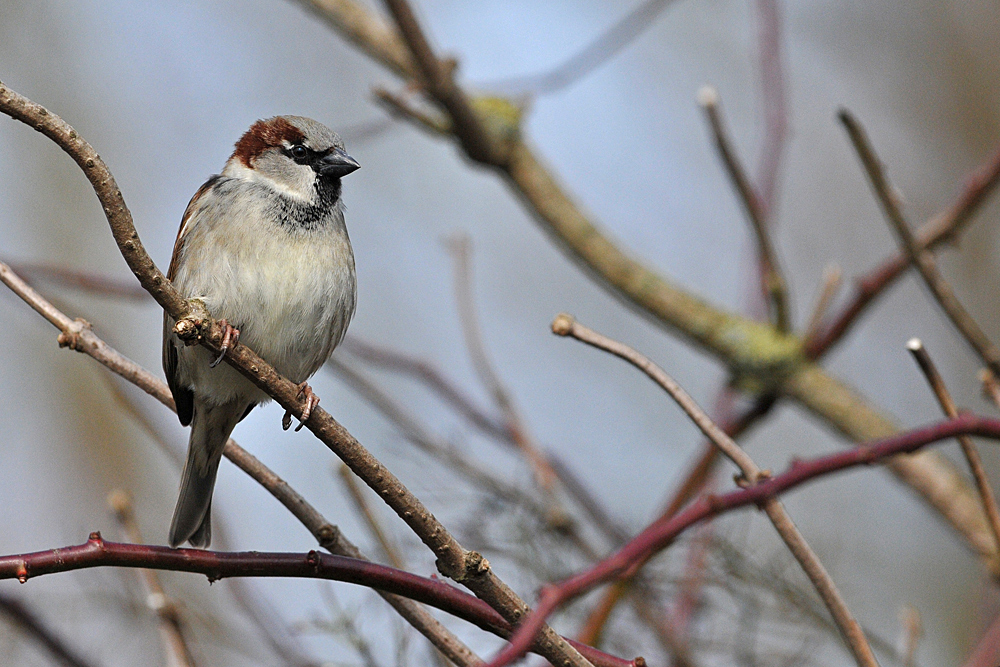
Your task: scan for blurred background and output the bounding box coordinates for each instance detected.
[2,1,1000,665]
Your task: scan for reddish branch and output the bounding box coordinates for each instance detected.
[806,140,1000,360]
[487,411,1000,666]
[0,534,634,667]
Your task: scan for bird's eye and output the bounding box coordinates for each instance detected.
[290,145,309,160]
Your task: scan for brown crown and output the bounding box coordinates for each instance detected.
[232,117,306,167]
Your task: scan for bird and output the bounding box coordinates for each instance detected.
[162,116,359,548]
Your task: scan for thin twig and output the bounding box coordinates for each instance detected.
[840,109,1000,379]
[4,259,150,300]
[0,260,483,667]
[574,393,777,648]
[107,490,197,667]
[0,83,584,667]
[698,86,790,332]
[338,464,407,570]
[374,88,452,136]
[549,314,879,667]
[752,0,788,215]
[484,0,680,97]
[489,406,1000,666]
[381,0,501,164]
[804,264,842,344]
[0,593,100,667]
[898,606,921,667]
[446,235,566,520]
[906,339,1000,557]
[981,369,1000,412]
[340,336,507,440]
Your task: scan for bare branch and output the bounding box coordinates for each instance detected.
[341,337,506,440]
[0,83,583,667]
[294,3,1000,566]
[107,491,197,667]
[0,536,635,667]
[752,0,788,215]
[290,0,417,79]
[3,259,149,300]
[699,86,790,332]
[381,0,501,164]
[338,464,407,570]
[839,109,1000,380]
[550,314,878,667]
[0,593,100,667]
[446,235,565,520]
[486,0,680,97]
[803,264,842,345]
[906,339,1000,555]
[0,260,483,667]
[489,408,1000,667]
[982,369,1000,412]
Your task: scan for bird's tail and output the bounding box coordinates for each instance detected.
[169,400,245,548]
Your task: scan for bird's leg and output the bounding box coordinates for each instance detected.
[282,382,320,432]
[209,319,240,368]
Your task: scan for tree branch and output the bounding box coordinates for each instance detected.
[0,82,588,667]
[906,339,1000,554]
[286,0,1000,571]
[699,86,790,332]
[550,314,878,667]
[487,409,1000,666]
[840,109,1000,379]
[0,535,634,667]
[0,259,484,667]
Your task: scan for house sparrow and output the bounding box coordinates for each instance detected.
[163,116,359,547]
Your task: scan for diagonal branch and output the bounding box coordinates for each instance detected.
[805,139,1000,360]
[840,109,1000,380]
[699,86,790,332]
[381,0,501,164]
[0,82,588,667]
[0,593,100,667]
[906,339,1000,554]
[0,259,483,667]
[550,314,878,667]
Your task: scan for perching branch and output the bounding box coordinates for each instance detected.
[0,82,588,667]
[0,259,484,667]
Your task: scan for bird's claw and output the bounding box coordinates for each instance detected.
[283,382,319,432]
[209,319,240,368]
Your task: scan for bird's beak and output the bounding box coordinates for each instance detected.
[316,148,360,177]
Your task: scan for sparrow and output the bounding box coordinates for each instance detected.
[163,116,359,548]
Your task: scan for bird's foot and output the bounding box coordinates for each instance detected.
[283,382,319,432]
[209,319,240,368]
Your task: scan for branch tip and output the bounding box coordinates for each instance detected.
[551,313,575,336]
[696,85,719,108]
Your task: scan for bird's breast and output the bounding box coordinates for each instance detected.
[173,205,356,384]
